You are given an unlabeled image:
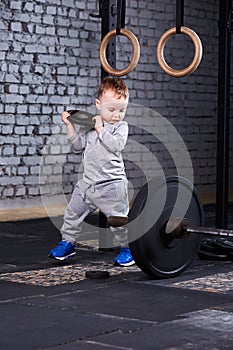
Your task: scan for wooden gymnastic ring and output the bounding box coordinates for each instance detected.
[99,28,140,77]
[156,26,203,77]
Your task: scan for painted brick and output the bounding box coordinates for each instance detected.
[11,22,22,32]
[24,2,34,11]
[2,125,14,134]
[14,126,26,135]
[3,187,14,197]
[2,146,14,156]
[28,187,40,195]
[15,186,26,196]
[18,167,29,175]
[0,157,20,166]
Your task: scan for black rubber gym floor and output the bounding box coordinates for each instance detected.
[1,216,233,350]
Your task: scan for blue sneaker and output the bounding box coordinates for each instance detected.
[48,241,76,261]
[114,247,135,267]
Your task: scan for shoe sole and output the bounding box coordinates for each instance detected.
[49,252,76,261]
[114,260,135,267]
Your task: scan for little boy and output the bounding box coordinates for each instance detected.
[49,77,135,267]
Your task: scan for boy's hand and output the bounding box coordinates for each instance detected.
[92,115,103,133]
[62,111,76,139]
[61,111,72,125]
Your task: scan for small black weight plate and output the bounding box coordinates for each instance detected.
[67,109,95,128]
[198,249,229,261]
[210,239,233,253]
[199,238,221,253]
[199,241,218,253]
[129,176,204,279]
[85,270,110,279]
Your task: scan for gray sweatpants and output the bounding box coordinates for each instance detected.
[61,179,129,247]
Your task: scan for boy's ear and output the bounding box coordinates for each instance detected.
[95,99,101,110]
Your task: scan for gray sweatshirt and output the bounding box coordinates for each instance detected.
[68,121,128,185]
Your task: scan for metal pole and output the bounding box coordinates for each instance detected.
[99,0,118,248]
[100,0,117,79]
[176,0,184,33]
[216,0,232,229]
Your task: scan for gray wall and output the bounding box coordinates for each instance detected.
[0,0,232,208]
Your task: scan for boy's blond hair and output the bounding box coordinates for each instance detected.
[98,77,129,99]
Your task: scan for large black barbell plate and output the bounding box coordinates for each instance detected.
[129,176,204,279]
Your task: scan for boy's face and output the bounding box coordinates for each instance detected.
[95,89,129,124]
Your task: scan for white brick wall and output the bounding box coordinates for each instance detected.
[0,0,232,206]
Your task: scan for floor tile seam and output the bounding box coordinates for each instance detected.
[36,338,90,350]
[1,289,159,327]
[0,293,46,304]
[38,338,133,350]
[80,339,133,350]
[133,279,233,296]
[83,311,158,325]
[159,283,233,296]
[78,325,154,346]
[0,288,95,306]
[9,297,159,326]
[43,278,138,298]
[1,280,125,303]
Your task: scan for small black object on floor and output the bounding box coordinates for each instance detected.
[85,270,110,279]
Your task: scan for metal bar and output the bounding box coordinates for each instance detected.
[187,226,233,238]
[165,218,233,239]
[216,0,232,229]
